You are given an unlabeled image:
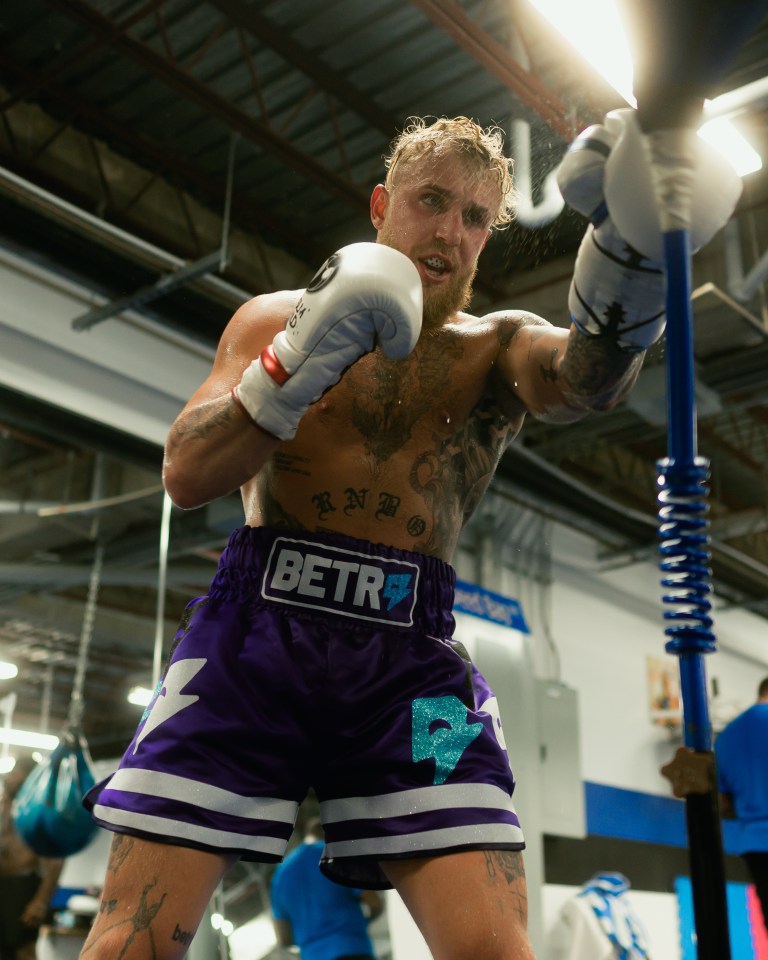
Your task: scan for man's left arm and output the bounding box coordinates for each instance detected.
[492,314,644,425]
[496,109,741,424]
[20,856,64,927]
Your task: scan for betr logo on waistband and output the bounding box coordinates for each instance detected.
[262,537,420,625]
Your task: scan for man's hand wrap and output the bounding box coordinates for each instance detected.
[234,242,422,440]
[557,108,741,352]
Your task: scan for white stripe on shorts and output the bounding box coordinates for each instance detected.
[92,804,287,857]
[320,782,516,823]
[105,768,297,822]
[324,822,524,859]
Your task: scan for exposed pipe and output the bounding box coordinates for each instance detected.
[508,28,565,229]
[705,75,768,120]
[723,218,768,304]
[0,165,250,310]
[511,118,565,228]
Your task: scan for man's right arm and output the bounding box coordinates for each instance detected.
[162,292,290,510]
[163,242,422,511]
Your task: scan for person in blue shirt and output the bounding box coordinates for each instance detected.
[270,818,383,960]
[715,676,768,931]
[662,676,768,934]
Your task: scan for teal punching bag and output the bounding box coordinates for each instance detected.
[13,730,98,857]
[13,538,105,858]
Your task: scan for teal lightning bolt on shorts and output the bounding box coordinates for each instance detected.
[85,526,524,888]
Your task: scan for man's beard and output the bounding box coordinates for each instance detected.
[422,264,476,327]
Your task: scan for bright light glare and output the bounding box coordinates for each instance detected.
[0,661,18,680]
[528,0,634,103]
[128,685,153,707]
[526,0,762,177]
[0,756,16,774]
[699,117,762,176]
[0,729,58,750]
[211,913,234,936]
[228,913,277,960]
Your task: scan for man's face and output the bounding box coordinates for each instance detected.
[371,152,500,328]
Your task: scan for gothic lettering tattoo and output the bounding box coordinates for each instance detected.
[375,492,401,519]
[407,516,426,536]
[344,487,369,515]
[312,491,336,520]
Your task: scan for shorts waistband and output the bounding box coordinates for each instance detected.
[210,526,456,633]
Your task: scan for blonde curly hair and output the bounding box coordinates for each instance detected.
[384,116,516,229]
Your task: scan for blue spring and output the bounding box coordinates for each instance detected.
[657,456,716,655]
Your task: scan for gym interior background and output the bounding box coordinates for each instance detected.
[1,0,768,957]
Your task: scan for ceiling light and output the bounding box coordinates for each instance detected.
[526,0,762,176]
[0,729,58,750]
[0,661,18,680]
[0,756,16,774]
[698,117,762,177]
[128,685,153,707]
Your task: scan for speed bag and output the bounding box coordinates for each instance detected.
[12,734,98,858]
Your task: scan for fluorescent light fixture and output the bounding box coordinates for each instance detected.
[527,0,762,176]
[0,661,18,680]
[0,729,58,750]
[128,685,153,707]
[698,117,762,177]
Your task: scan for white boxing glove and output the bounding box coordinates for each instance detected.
[558,108,742,352]
[603,109,742,262]
[558,111,665,352]
[556,111,625,223]
[233,242,422,440]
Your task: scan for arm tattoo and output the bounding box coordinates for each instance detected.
[483,850,529,926]
[84,880,167,960]
[167,396,238,451]
[107,834,133,875]
[484,850,526,885]
[560,328,643,410]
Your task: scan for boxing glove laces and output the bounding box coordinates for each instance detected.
[234,242,423,440]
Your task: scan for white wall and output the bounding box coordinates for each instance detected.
[546,525,768,797]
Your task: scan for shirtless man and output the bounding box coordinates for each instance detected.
[1,758,64,960]
[81,114,733,960]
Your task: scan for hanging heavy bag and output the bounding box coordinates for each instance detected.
[12,730,98,858]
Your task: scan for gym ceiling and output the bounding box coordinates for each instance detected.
[1,0,768,762]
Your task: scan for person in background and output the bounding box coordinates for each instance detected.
[0,756,65,960]
[547,872,651,960]
[661,676,768,934]
[271,817,383,960]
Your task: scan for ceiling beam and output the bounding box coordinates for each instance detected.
[45,0,371,213]
[408,0,577,140]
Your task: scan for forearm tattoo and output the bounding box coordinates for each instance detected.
[167,395,239,452]
[560,327,642,409]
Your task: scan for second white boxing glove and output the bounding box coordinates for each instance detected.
[234,242,422,440]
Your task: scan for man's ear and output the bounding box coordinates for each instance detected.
[370,184,389,229]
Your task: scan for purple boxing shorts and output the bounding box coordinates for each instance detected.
[85,526,524,887]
